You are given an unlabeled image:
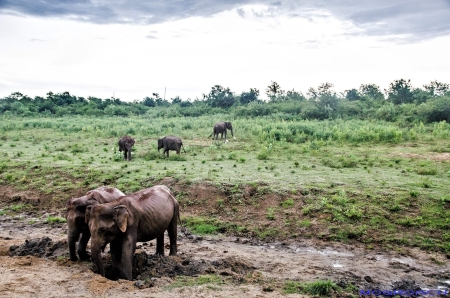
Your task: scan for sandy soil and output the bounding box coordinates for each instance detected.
[1,213,449,298]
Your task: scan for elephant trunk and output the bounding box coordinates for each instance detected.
[67,222,80,261]
[68,235,79,261]
[230,127,234,137]
[91,241,105,277]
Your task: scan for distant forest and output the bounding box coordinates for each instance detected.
[1,79,449,124]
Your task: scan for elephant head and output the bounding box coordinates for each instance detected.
[65,187,125,261]
[66,197,90,261]
[85,204,129,277]
[225,122,234,137]
[157,138,164,152]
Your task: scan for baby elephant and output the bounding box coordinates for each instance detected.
[118,135,135,161]
[66,186,125,261]
[158,135,186,157]
[86,185,180,280]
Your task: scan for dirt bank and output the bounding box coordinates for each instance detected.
[1,211,449,297]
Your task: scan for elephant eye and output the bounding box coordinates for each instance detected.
[98,227,108,233]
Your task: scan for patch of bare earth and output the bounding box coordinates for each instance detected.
[1,182,450,297]
[1,211,450,297]
[390,152,450,162]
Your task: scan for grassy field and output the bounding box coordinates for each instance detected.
[1,115,449,252]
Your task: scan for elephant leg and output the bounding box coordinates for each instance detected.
[167,217,178,256]
[68,234,80,261]
[127,149,131,161]
[123,150,127,160]
[77,231,91,261]
[156,234,165,256]
[110,240,123,280]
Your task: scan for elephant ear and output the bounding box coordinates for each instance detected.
[85,205,93,224]
[114,205,129,233]
[86,195,100,206]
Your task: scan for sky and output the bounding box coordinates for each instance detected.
[0,0,449,102]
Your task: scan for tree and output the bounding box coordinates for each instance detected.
[359,84,384,101]
[141,97,155,107]
[205,85,235,108]
[307,82,335,100]
[152,93,169,107]
[239,88,259,105]
[286,89,305,101]
[171,96,182,104]
[265,81,284,101]
[343,89,362,101]
[423,80,450,97]
[385,79,413,104]
[317,82,334,96]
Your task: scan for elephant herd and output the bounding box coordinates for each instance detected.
[119,121,235,161]
[66,185,179,280]
[64,121,236,280]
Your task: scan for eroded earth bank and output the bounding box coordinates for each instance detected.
[1,210,449,298]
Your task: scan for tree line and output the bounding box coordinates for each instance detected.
[1,79,449,124]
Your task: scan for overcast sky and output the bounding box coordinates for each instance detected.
[1,0,449,101]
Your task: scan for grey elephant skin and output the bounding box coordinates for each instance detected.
[158,135,186,157]
[118,135,135,161]
[210,121,234,141]
[85,185,180,280]
[66,186,125,261]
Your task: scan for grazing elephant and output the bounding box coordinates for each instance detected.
[158,135,186,157]
[210,121,235,141]
[65,186,125,261]
[118,136,135,161]
[85,185,180,280]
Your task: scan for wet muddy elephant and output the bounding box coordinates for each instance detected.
[85,185,180,280]
[158,135,186,157]
[118,135,135,161]
[65,186,125,261]
[210,121,235,141]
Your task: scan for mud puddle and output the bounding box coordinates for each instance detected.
[1,213,450,297]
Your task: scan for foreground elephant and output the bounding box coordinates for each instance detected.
[158,135,186,157]
[118,135,135,161]
[210,121,235,141]
[66,186,125,261]
[86,185,180,280]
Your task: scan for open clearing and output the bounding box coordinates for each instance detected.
[1,116,450,297]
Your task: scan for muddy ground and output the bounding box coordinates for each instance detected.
[1,212,450,298]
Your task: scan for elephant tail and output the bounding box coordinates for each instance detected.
[176,204,189,237]
[181,143,186,153]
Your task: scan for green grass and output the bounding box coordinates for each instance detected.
[45,216,67,224]
[183,216,220,234]
[164,275,223,289]
[0,116,450,252]
[7,203,33,212]
[283,280,339,296]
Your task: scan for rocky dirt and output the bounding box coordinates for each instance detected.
[1,212,450,298]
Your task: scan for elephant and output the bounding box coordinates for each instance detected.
[65,186,125,261]
[118,135,135,161]
[158,135,186,157]
[209,121,235,141]
[85,185,180,280]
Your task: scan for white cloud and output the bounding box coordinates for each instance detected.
[0,4,449,101]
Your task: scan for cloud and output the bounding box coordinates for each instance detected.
[1,0,449,41]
